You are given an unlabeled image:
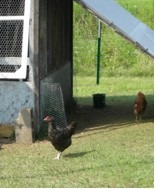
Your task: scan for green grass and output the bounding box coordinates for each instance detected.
[0,123,154,188]
[73,76,154,105]
[0,76,154,188]
[116,0,154,29]
[73,0,154,77]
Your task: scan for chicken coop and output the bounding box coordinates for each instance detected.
[0,0,73,135]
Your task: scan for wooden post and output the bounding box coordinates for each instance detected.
[29,0,40,136]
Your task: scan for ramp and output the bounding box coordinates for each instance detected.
[75,0,154,58]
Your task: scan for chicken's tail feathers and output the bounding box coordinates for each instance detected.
[70,121,77,128]
[67,121,78,136]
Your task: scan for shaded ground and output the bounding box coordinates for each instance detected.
[0,94,154,146]
[67,94,154,134]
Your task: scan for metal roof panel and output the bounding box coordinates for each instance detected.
[75,0,154,57]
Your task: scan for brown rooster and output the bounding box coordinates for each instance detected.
[44,116,77,160]
[134,91,147,121]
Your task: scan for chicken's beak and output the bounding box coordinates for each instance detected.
[43,116,54,122]
[43,117,47,121]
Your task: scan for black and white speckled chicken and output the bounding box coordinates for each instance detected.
[44,116,77,160]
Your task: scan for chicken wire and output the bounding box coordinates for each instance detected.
[0,0,25,16]
[41,82,67,128]
[0,0,24,73]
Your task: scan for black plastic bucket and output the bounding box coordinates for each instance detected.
[93,93,106,108]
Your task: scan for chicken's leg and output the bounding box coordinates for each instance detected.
[54,151,61,160]
[135,115,138,122]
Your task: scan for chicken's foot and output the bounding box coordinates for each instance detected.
[54,151,61,160]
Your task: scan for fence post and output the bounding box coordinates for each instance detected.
[96,20,101,85]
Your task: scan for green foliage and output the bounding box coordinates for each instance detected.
[73,0,154,77]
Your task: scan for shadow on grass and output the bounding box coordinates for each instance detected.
[63,150,94,158]
[0,137,15,149]
[38,94,154,140]
[67,94,154,135]
[1,95,153,147]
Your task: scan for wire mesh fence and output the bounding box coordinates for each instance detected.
[0,0,25,16]
[40,82,67,128]
[0,0,25,73]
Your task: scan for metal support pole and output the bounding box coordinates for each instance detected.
[96,20,101,85]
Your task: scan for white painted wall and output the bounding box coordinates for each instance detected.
[0,81,34,124]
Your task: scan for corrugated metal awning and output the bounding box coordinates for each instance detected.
[75,0,154,58]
